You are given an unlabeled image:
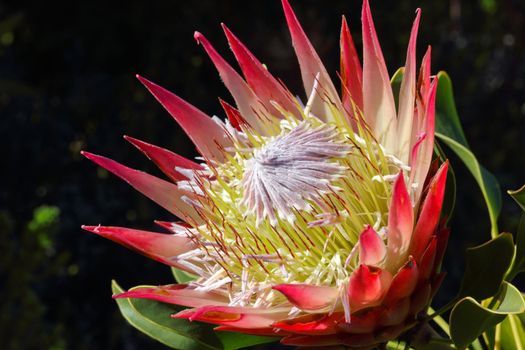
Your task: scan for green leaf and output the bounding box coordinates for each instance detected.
[216,332,277,350]
[435,71,501,237]
[112,280,223,350]
[391,67,404,111]
[508,214,525,279]
[450,282,525,349]
[112,281,277,350]
[458,233,514,300]
[499,314,525,350]
[509,184,525,211]
[170,267,198,284]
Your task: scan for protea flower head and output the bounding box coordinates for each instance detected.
[82,0,450,348]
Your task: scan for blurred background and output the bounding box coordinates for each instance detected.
[1,0,524,348]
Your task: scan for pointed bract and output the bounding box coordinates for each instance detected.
[124,136,202,182]
[219,98,246,130]
[222,24,300,118]
[384,257,418,302]
[272,313,343,335]
[194,32,268,133]
[137,75,230,161]
[174,306,289,329]
[282,0,345,121]
[386,173,414,266]
[113,284,229,308]
[81,151,200,221]
[411,161,449,261]
[340,16,363,114]
[347,265,392,312]
[396,9,421,163]
[361,0,397,147]
[82,225,195,268]
[272,284,339,311]
[358,226,386,267]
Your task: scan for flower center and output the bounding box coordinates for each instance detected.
[179,117,408,307]
[241,122,351,226]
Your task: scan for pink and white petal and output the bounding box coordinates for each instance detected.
[194,32,268,133]
[340,16,363,114]
[124,136,202,182]
[136,75,230,162]
[281,334,342,347]
[396,9,421,163]
[219,98,246,130]
[174,305,289,329]
[336,308,381,334]
[408,132,426,188]
[281,0,344,121]
[418,237,437,283]
[154,220,192,235]
[410,46,432,150]
[347,264,392,312]
[412,78,438,203]
[384,256,418,303]
[361,0,397,148]
[214,325,284,337]
[222,24,299,117]
[82,226,195,267]
[418,46,432,107]
[81,152,200,222]
[272,284,339,311]
[386,173,414,266]
[113,284,229,308]
[410,161,448,261]
[272,313,343,335]
[358,225,386,267]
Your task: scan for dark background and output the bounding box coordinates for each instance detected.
[1,0,524,349]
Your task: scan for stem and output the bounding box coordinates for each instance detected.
[428,306,450,336]
[471,338,484,350]
[426,299,459,320]
[494,323,502,350]
[509,315,524,350]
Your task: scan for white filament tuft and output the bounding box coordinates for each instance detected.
[241,122,351,225]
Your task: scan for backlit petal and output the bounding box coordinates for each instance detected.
[358,225,386,267]
[272,284,339,311]
[174,305,289,329]
[113,284,229,308]
[348,264,392,312]
[396,10,421,163]
[124,136,202,182]
[82,226,195,268]
[340,16,363,114]
[282,0,344,121]
[137,75,231,161]
[362,0,397,147]
[384,256,418,303]
[194,32,268,133]
[410,161,448,261]
[81,152,200,222]
[222,24,300,118]
[386,172,414,266]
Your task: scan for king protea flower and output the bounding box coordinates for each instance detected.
[82,0,450,348]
